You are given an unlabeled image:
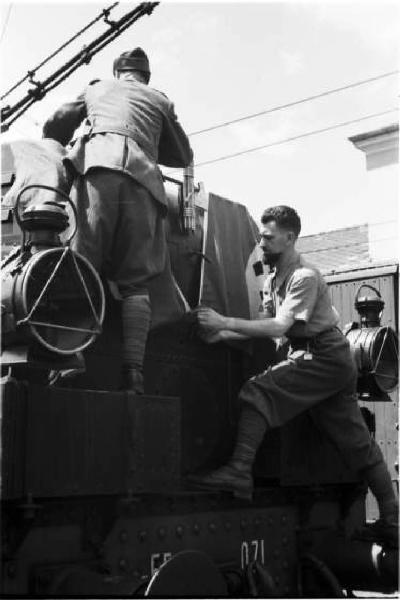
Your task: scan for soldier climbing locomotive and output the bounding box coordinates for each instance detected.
[1,42,399,598]
[1,145,399,597]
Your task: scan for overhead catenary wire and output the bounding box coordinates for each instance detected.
[15,68,400,138]
[179,107,398,171]
[1,2,159,132]
[0,1,119,101]
[363,219,398,229]
[300,236,398,254]
[188,70,399,137]
[299,219,398,239]
[20,114,41,128]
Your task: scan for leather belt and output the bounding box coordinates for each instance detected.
[89,124,157,162]
[288,326,339,350]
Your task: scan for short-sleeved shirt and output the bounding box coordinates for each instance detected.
[262,252,339,338]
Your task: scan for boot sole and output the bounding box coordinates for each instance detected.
[352,533,399,549]
[187,479,253,501]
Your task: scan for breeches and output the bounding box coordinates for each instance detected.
[70,168,167,298]
[240,328,383,473]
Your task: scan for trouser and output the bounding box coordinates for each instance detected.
[70,168,166,298]
[239,328,383,474]
[70,168,167,376]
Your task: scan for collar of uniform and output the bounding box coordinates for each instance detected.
[275,252,301,290]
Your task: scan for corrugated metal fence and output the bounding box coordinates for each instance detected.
[326,264,399,519]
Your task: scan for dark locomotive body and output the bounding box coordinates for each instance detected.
[1,149,398,597]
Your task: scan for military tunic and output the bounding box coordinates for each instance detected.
[3,139,72,210]
[240,253,383,474]
[42,78,193,297]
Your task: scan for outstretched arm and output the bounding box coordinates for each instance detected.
[42,94,86,146]
[158,102,193,167]
[197,307,295,340]
[199,328,250,344]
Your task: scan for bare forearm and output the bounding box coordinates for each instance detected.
[43,98,86,146]
[196,306,294,340]
[220,330,250,341]
[224,316,289,338]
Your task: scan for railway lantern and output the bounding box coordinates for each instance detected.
[1,185,105,368]
[346,284,398,400]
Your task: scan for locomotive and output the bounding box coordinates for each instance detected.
[1,142,399,597]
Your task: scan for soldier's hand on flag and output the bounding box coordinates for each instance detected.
[195,307,227,332]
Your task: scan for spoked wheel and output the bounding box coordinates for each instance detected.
[300,553,345,598]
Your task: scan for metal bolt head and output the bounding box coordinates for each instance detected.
[119,558,128,571]
[138,530,147,542]
[120,531,128,543]
[6,563,16,579]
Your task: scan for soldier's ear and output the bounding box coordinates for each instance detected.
[287,230,296,243]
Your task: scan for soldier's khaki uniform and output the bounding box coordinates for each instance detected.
[43,77,193,296]
[240,253,383,473]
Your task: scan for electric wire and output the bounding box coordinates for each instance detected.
[1,2,159,132]
[188,70,399,137]
[1,2,119,101]
[360,219,397,228]
[182,107,398,171]
[300,236,398,255]
[14,68,400,137]
[20,114,41,128]
[0,4,13,45]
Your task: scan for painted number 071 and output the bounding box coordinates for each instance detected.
[241,539,265,569]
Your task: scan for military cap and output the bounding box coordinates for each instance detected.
[113,47,150,75]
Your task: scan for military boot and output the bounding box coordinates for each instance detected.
[121,367,144,395]
[187,405,268,501]
[187,460,253,500]
[357,460,399,548]
[353,516,399,549]
[120,294,150,394]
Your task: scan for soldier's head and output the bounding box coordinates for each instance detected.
[260,205,301,267]
[113,47,151,84]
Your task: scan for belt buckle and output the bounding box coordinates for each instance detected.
[304,341,313,360]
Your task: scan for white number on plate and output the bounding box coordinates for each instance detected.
[150,551,172,575]
[241,539,265,569]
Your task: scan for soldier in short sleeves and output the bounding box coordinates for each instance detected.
[191,205,398,548]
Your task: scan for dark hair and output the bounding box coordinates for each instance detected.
[131,69,150,84]
[261,205,301,237]
[117,69,150,85]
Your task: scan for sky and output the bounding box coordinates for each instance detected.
[0,0,399,236]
